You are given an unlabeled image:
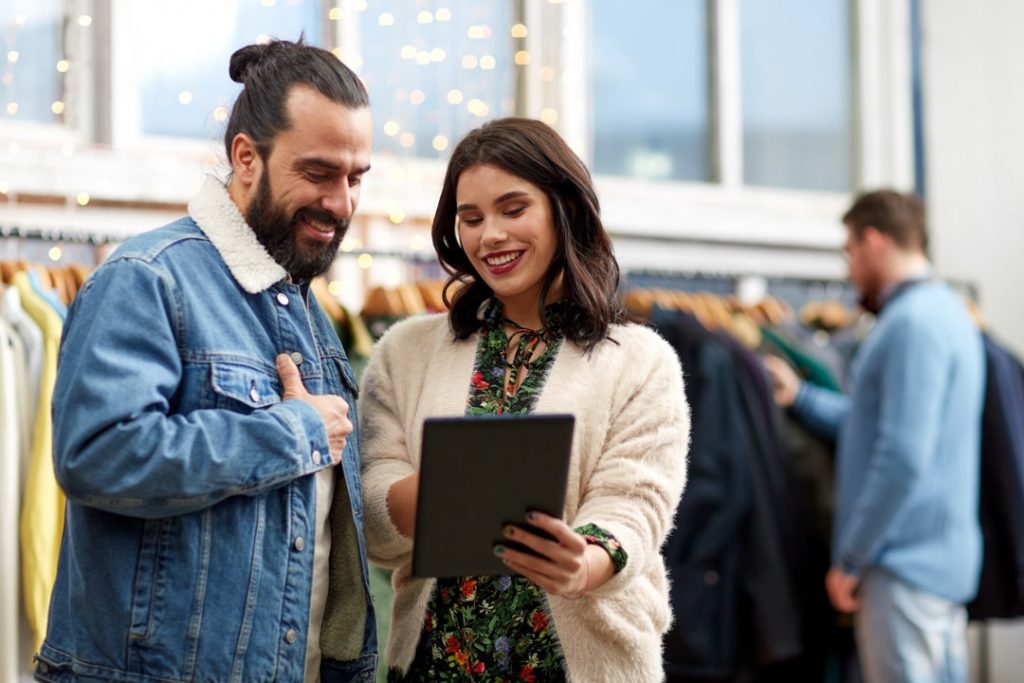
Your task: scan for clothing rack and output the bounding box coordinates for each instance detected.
[623,268,861,318]
[623,267,979,310]
[0,224,115,245]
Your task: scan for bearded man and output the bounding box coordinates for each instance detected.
[36,39,376,683]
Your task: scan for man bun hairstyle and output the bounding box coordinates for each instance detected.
[224,37,368,162]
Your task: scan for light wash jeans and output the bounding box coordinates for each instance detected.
[855,567,968,683]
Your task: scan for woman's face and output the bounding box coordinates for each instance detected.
[455,163,561,322]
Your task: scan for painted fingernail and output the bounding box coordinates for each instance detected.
[493,545,506,556]
[503,525,516,537]
[526,511,538,522]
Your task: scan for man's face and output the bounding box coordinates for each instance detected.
[245,86,372,282]
[843,224,883,301]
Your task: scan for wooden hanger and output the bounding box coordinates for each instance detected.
[0,261,16,284]
[311,276,346,324]
[396,283,426,315]
[624,289,654,318]
[416,280,447,312]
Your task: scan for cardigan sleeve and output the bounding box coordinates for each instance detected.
[359,325,418,567]
[573,326,690,597]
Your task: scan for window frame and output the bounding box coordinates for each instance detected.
[0,0,915,280]
[570,0,915,277]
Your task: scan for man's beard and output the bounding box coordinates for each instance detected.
[246,170,348,283]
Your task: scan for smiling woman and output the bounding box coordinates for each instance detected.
[356,117,691,682]
[433,118,624,351]
[454,164,559,328]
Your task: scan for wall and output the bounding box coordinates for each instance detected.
[922,0,1024,358]
[921,1,1024,680]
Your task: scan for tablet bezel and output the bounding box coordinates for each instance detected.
[411,413,575,578]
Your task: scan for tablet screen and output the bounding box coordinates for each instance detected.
[412,413,575,577]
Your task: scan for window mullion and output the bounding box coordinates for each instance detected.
[851,0,914,190]
[558,0,589,159]
[84,0,110,146]
[710,0,742,188]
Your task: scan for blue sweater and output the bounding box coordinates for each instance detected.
[792,280,985,603]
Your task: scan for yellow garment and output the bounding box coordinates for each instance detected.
[12,272,64,651]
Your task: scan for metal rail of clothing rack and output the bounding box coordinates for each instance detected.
[0,222,446,268]
[622,267,861,314]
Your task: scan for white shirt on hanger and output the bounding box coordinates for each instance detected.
[0,314,24,682]
[2,285,42,436]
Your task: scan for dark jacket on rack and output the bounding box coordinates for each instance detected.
[969,334,1024,620]
[654,308,805,679]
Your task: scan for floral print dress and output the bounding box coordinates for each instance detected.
[389,302,628,683]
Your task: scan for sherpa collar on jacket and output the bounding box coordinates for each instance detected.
[187,176,286,294]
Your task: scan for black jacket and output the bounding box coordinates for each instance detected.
[969,335,1024,619]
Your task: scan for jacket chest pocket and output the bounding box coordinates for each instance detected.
[324,354,360,401]
[209,360,282,413]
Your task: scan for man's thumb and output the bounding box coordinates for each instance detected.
[276,354,306,399]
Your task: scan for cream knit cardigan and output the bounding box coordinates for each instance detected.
[360,313,690,682]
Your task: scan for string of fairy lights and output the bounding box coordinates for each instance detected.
[3,2,565,146]
[2,9,81,123]
[1,1,566,280]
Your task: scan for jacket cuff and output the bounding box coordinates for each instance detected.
[274,399,333,472]
[363,474,414,565]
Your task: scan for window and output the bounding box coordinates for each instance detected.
[131,0,324,140]
[740,0,853,191]
[590,0,710,182]
[2,0,65,125]
[589,0,854,193]
[356,1,516,158]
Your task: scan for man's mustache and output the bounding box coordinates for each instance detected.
[294,207,349,233]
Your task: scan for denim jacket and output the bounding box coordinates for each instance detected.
[35,178,376,683]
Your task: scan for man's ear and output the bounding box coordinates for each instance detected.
[230,133,261,188]
[861,225,891,252]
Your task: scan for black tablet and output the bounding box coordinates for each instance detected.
[412,413,575,578]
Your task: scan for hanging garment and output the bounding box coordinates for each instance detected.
[0,315,24,681]
[760,325,842,392]
[12,271,65,650]
[656,306,834,681]
[655,308,756,678]
[26,269,67,321]
[968,335,1024,620]
[3,284,43,432]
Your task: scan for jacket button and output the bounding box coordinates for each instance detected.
[285,628,298,643]
[312,449,322,465]
[38,662,49,674]
[276,292,290,306]
[249,387,260,402]
[290,351,304,366]
[294,536,305,551]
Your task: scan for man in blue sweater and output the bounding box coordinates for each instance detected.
[765,190,985,683]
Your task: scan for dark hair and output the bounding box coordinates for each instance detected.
[843,189,928,254]
[432,117,627,351]
[224,37,368,162]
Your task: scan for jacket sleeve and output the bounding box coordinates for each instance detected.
[575,329,691,597]
[358,327,418,567]
[52,257,331,519]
